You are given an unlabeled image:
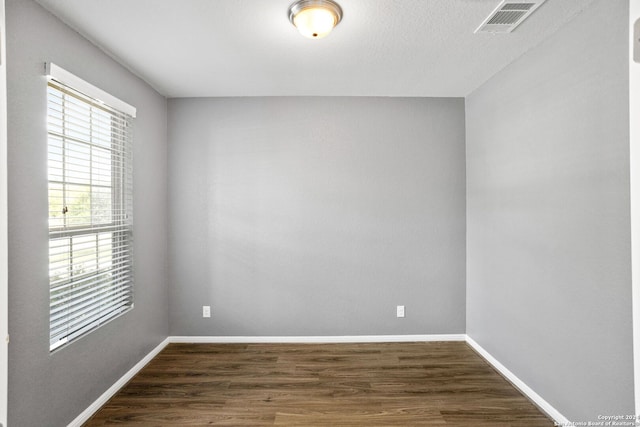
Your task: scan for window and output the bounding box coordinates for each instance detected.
[47,65,135,351]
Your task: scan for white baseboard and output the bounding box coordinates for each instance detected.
[465,335,570,425]
[68,334,569,427]
[168,334,467,344]
[66,337,171,427]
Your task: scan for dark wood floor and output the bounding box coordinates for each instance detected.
[85,341,553,426]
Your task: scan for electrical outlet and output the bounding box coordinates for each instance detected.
[396,305,405,318]
[202,305,211,318]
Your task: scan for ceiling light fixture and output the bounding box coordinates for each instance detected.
[288,0,343,39]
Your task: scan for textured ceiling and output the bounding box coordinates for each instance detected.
[34,0,596,98]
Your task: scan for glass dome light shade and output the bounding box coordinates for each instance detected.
[288,0,343,39]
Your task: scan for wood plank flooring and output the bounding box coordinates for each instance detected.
[85,341,554,426]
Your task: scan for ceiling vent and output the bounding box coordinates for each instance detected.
[475,0,545,34]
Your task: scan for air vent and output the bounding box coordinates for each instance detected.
[475,0,545,34]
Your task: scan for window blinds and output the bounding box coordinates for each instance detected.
[47,75,134,351]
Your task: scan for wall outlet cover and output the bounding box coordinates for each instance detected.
[397,305,405,318]
[202,305,211,318]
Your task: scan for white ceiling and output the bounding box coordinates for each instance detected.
[34,0,596,98]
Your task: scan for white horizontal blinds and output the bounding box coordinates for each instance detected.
[47,79,134,351]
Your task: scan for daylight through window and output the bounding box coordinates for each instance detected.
[47,78,134,351]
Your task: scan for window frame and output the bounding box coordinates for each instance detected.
[46,64,136,352]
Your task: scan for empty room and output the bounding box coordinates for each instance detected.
[1,0,639,425]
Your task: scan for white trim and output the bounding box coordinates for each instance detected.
[168,334,467,344]
[66,337,170,427]
[45,63,137,118]
[465,335,571,425]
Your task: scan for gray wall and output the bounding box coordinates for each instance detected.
[466,0,632,420]
[6,0,169,425]
[168,97,466,336]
